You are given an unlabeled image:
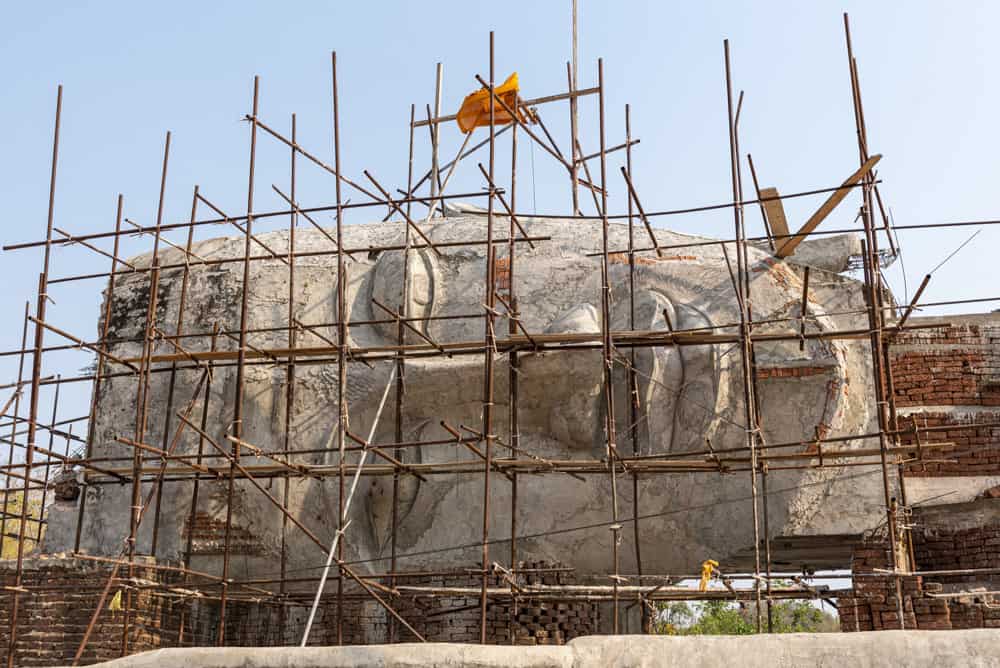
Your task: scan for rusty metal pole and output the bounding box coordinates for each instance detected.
[280,112,298,638]
[332,51,349,646]
[479,30,498,644]
[1,304,30,552]
[843,13,906,627]
[74,194,125,553]
[389,103,416,644]
[6,85,61,668]
[220,75,259,646]
[731,88,773,632]
[151,184,200,557]
[506,107,521,646]
[624,103,648,633]
[723,41,764,632]
[597,58,622,634]
[121,128,174,659]
[182,324,218,572]
[36,374,61,542]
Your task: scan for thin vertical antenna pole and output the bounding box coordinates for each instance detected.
[571,0,579,215]
[568,62,580,216]
[479,30,497,644]
[724,40,763,632]
[75,194,124,552]
[431,63,443,209]
[220,75,259,645]
[332,50,348,647]
[597,58,621,635]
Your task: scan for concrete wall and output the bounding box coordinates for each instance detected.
[62,632,1000,668]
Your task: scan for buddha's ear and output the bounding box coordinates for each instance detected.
[370,246,439,343]
[367,420,425,557]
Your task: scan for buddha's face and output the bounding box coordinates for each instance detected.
[51,215,883,586]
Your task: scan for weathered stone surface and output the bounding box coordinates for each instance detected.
[44,215,886,583]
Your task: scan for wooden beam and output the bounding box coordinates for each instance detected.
[759,187,789,240]
[776,154,881,258]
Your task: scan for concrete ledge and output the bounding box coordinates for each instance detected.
[72,631,1000,668]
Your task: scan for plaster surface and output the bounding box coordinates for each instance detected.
[44,214,888,584]
[62,631,1000,668]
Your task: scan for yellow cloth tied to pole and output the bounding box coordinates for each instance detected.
[698,559,719,592]
[108,589,123,612]
[456,73,525,134]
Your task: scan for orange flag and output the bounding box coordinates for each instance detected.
[456,73,526,133]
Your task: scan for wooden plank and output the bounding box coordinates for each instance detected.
[776,154,881,258]
[759,187,789,240]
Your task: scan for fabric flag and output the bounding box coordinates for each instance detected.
[456,73,525,133]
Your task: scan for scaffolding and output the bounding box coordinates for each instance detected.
[1,12,999,666]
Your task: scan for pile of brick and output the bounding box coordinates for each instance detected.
[391,560,597,645]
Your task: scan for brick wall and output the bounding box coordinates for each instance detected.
[0,556,596,664]
[839,516,1000,632]
[889,316,1000,477]
[0,556,176,666]
[291,561,597,646]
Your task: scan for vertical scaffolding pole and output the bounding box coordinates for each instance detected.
[332,51,349,646]
[723,41,764,632]
[121,129,170,657]
[151,185,199,556]
[624,103,647,633]
[6,85,61,667]
[431,63,443,209]
[1,305,30,553]
[280,112,297,636]
[478,30,498,644]
[220,75,259,645]
[843,13,906,626]
[506,112,520,646]
[36,374,61,542]
[597,58,622,634]
[75,194,125,552]
[389,103,416,644]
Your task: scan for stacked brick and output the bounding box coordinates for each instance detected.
[837,539,922,631]
[899,411,1000,477]
[495,562,597,645]
[390,561,597,645]
[839,519,1000,632]
[889,318,1000,476]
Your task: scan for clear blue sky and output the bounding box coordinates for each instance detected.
[1,1,998,423]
